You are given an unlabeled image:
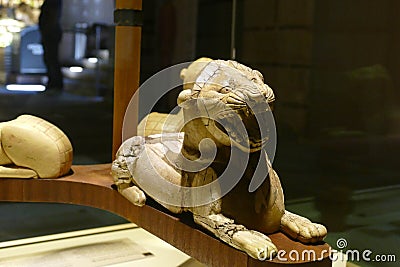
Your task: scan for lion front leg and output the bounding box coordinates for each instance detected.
[280,210,327,243]
[193,213,277,260]
[188,168,278,260]
[118,183,146,207]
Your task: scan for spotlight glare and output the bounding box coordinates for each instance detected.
[69,66,83,73]
[6,84,46,92]
[88,57,98,63]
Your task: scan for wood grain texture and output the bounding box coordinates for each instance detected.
[0,164,331,267]
[112,0,143,159]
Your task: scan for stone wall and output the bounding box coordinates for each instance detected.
[239,0,399,137]
[239,0,315,137]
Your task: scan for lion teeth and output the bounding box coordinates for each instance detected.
[227,96,244,105]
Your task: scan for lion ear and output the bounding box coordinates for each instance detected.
[181,58,212,89]
[180,68,187,80]
[177,89,192,108]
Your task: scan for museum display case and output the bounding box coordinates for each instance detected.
[0,0,398,266]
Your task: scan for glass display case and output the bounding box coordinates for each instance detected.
[0,1,398,266]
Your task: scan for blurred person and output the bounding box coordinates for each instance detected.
[39,0,63,92]
[0,5,8,19]
[15,2,37,25]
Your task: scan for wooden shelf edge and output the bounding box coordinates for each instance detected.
[0,164,331,267]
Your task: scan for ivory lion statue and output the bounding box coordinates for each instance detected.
[0,114,73,179]
[112,58,327,260]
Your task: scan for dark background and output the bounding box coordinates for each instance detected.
[0,1,398,256]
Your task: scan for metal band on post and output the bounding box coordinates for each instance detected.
[114,9,143,26]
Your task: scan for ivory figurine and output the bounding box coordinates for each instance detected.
[112,58,327,260]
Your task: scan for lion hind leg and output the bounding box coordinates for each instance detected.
[194,213,277,260]
[118,184,146,207]
[280,210,327,243]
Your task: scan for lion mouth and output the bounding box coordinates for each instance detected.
[213,109,269,152]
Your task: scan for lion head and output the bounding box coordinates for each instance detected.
[178,58,275,153]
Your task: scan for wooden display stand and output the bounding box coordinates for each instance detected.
[0,165,331,267]
[0,1,331,266]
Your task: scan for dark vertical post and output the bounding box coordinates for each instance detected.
[112,0,142,158]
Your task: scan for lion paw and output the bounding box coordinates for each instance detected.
[280,210,327,243]
[232,230,277,260]
[119,186,146,206]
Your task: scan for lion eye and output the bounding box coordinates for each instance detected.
[252,70,264,82]
[219,86,231,94]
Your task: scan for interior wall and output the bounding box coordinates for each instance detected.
[139,0,198,117]
[238,0,315,137]
[310,0,399,136]
[60,0,114,30]
[237,0,400,204]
